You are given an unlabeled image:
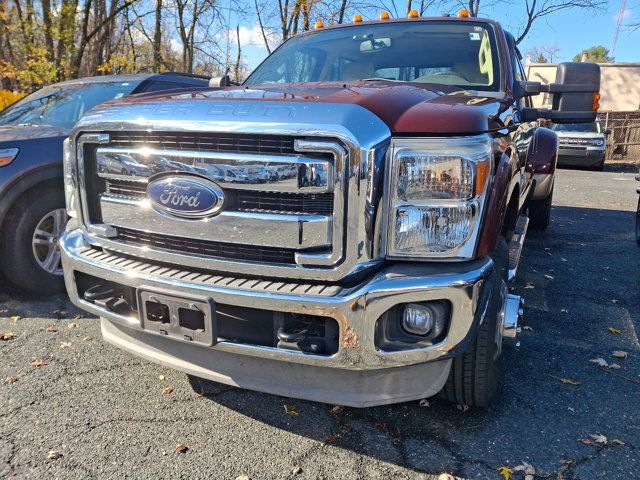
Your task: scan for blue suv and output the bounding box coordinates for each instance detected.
[0,72,210,292]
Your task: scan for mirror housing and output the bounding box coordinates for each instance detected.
[209,75,231,88]
[604,128,612,136]
[519,62,601,124]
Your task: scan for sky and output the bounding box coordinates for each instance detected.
[234,0,639,70]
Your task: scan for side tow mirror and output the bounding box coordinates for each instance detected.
[604,128,612,136]
[209,75,231,88]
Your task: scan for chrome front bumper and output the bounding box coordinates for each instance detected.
[61,228,494,406]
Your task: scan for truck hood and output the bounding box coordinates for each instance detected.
[0,124,69,143]
[555,131,604,140]
[114,83,508,135]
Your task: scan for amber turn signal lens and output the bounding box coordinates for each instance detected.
[475,160,491,195]
[592,92,601,111]
[458,8,470,17]
[408,9,419,18]
[353,14,363,22]
[379,11,390,20]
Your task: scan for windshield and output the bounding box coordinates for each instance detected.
[245,21,500,91]
[0,80,141,128]
[551,122,600,133]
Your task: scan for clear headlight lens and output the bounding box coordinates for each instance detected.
[591,138,604,147]
[387,136,492,260]
[63,138,77,218]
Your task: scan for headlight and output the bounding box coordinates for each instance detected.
[0,148,19,166]
[386,136,492,260]
[63,138,77,218]
[591,139,604,147]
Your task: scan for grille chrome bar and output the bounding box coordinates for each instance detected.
[100,195,332,249]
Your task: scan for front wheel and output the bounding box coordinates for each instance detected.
[1,188,67,293]
[438,238,508,408]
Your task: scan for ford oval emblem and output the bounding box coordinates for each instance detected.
[147,175,224,219]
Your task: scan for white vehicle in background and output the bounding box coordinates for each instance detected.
[194,161,249,183]
[235,165,269,183]
[552,119,609,171]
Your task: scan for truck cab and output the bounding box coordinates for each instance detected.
[60,13,600,407]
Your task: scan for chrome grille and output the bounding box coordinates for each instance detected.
[116,228,297,264]
[107,131,300,156]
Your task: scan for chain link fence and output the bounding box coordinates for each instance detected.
[603,111,640,162]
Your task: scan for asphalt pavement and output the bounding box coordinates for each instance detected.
[1,167,639,480]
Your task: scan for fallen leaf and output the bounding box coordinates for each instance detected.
[291,465,303,475]
[608,327,622,335]
[3,375,19,384]
[419,398,430,407]
[60,342,72,349]
[544,247,551,251]
[522,325,534,331]
[284,404,299,416]
[437,474,454,480]
[67,322,78,329]
[590,434,608,444]
[561,257,568,262]
[31,361,48,368]
[590,357,608,367]
[610,439,625,446]
[611,299,619,304]
[235,475,251,480]
[47,450,63,460]
[612,351,628,359]
[173,444,189,454]
[46,326,59,333]
[559,377,581,385]
[524,282,535,289]
[162,387,174,395]
[514,462,536,475]
[456,404,470,412]
[497,466,513,480]
[159,375,166,381]
[73,315,83,320]
[330,405,344,414]
[560,308,568,314]
[10,315,21,322]
[609,363,621,369]
[544,274,554,280]
[0,332,17,340]
[83,336,93,341]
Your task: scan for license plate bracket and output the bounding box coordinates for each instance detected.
[138,289,215,346]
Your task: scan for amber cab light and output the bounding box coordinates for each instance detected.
[408,9,419,18]
[379,11,390,20]
[458,9,470,17]
[353,14,363,22]
[314,21,324,29]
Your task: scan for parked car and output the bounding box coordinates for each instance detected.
[0,72,210,292]
[61,13,600,407]
[552,119,609,171]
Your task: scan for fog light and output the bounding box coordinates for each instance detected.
[402,303,435,335]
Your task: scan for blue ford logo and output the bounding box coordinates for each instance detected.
[147,175,224,219]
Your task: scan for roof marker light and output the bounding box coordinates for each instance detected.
[379,11,390,20]
[314,21,324,29]
[353,14,363,22]
[458,9,470,17]
[408,9,419,18]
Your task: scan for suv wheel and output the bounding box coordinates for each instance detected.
[1,188,67,293]
[439,238,508,408]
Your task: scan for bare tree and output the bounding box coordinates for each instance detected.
[153,0,163,70]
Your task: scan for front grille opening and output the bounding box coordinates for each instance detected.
[116,227,299,264]
[178,307,205,331]
[146,301,170,324]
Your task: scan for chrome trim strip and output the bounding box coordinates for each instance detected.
[95,147,334,193]
[99,195,331,249]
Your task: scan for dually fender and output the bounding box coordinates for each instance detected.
[528,127,558,200]
[475,149,516,257]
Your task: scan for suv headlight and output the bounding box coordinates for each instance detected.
[63,138,77,218]
[386,136,492,260]
[591,138,604,147]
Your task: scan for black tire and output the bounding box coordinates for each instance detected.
[439,238,508,408]
[1,188,66,293]
[594,160,605,172]
[528,188,553,230]
[636,197,640,246]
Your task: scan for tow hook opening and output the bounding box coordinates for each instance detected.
[76,272,137,317]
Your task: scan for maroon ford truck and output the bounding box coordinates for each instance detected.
[60,15,600,407]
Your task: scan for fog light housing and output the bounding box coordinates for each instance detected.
[402,303,435,335]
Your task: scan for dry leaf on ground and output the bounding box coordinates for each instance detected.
[46,326,58,333]
[235,475,251,480]
[590,357,608,367]
[437,474,455,480]
[83,336,93,341]
[60,342,72,349]
[67,322,79,329]
[419,398,430,407]
[612,351,628,359]
[456,404,470,412]
[609,363,621,369]
[10,316,21,322]
[31,361,48,368]
[524,282,535,289]
[544,274,554,280]
[291,465,303,475]
[3,375,19,384]
[162,387,174,395]
[47,450,62,460]
[590,434,608,444]
[173,444,189,453]
[330,405,344,414]
[0,332,17,340]
[522,325,534,331]
[608,327,622,335]
[497,466,513,480]
[284,404,299,416]
[159,375,166,381]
